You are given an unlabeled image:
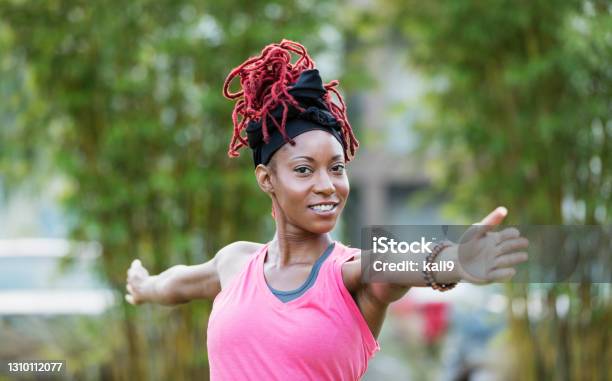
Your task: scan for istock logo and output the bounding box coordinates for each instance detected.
[372,236,433,254]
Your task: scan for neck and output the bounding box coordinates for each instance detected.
[267,229,333,268]
[267,198,334,267]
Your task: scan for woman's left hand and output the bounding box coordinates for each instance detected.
[454,206,529,284]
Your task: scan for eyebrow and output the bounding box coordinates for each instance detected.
[289,154,344,162]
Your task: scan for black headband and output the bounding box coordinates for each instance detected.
[245,69,346,167]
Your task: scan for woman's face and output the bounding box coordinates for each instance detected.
[263,130,349,235]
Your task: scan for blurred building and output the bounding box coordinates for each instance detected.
[0,238,113,315]
[343,42,450,246]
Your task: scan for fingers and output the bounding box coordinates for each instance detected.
[125,284,142,305]
[486,250,528,283]
[125,294,136,305]
[496,237,529,255]
[480,206,508,224]
[493,251,528,269]
[126,259,146,305]
[477,206,508,232]
[487,267,516,282]
[477,206,508,226]
[462,206,508,242]
[486,231,502,245]
[128,259,142,273]
[127,259,148,278]
[497,227,520,241]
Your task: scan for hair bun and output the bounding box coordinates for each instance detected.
[223,39,359,161]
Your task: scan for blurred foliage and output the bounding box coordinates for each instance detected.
[377,0,612,225]
[0,314,123,380]
[0,0,338,379]
[367,0,611,380]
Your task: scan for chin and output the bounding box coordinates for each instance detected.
[305,220,338,234]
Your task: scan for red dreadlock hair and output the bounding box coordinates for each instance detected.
[222,39,359,161]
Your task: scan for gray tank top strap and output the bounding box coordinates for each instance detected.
[268,242,335,303]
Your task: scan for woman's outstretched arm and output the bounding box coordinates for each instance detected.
[125,241,260,306]
[125,258,220,306]
[343,206,529,338]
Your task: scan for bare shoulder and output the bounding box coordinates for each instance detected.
[215,241,264,289]
[215,241,263,262]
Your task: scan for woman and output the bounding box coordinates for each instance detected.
[125,40,529,380]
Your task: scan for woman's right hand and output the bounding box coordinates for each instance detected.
[125,259,155,305]
[124,242,256,306]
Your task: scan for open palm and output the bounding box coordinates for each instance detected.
[457,207,529,284]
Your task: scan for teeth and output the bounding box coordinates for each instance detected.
[311,204,335,212]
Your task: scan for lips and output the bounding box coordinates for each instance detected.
[308,202,339,213]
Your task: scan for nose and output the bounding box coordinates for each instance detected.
[313,170,335,196]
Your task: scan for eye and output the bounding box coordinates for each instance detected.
[294,166,313,174]
[331,164,345,174]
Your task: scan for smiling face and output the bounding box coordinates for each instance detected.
[256,130,349,235]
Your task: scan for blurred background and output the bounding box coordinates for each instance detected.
[0,0,611,380]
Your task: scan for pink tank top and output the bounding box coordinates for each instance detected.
[207,241,380,380]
